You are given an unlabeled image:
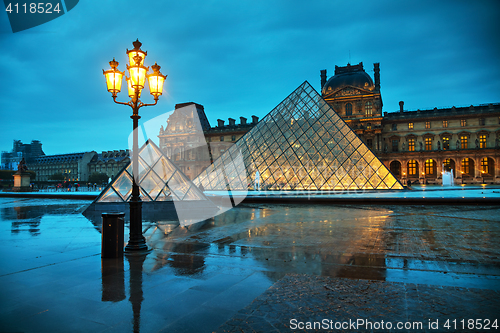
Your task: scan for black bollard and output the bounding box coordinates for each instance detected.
[101,212,125,258]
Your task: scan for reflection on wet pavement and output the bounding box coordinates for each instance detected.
[1,197,499,332]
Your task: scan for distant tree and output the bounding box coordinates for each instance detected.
[49,173,64,181]
[88,172,109,184]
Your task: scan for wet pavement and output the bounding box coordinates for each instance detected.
[0,197,499,332]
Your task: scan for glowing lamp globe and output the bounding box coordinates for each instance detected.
[147,62,167,97]
[126,77,141,98]
[103,58,124,96]
[127,55,148,90]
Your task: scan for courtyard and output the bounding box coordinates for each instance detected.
[0,196,499,332]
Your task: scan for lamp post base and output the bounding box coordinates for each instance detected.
[125,198,151,255]
[124,239,151,253]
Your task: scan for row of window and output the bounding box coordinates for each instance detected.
[345,102,373,116]
[391,134,488,152]
[206,135,238,142]
[396,118,486,131]
[392,157,493,177]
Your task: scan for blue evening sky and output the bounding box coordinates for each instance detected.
[1,0,499,155]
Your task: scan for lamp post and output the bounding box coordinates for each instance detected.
[103,39,166,253]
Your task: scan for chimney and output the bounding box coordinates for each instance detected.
[399,101,404,113]
[217,119,225,127]
[228,118,236,126]
[240,117,247,125]
[320,69,327,89]
[374,63,380,91]
[251,115,259,124]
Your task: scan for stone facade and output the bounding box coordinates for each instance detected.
[28,151,97,182]
[87,150,130,180]
[379,103,500,184]
[158,102,257,180]
[321,62,500,185]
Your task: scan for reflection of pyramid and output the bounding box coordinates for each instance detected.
[96,140,208,203]
[195,81,403,191]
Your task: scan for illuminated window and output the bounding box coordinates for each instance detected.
[442,137,450,150]
[443,158,454,172]
[366,123,372,130]
[408,160,417,176]
[425,121,431,129]
[481,157,489,174]
[408,122,413,130]
[425,159,435,175]
[345,103,352,116]
[462,158,470,175]
[425,137,432,150]
[408,138,415,152]
[461,119,467,127]
[443,120,448,128]
[365,102,372,115]
[479,134,487,148]
[460,135,468,149]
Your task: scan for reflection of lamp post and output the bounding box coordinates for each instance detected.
[481,170,485,184]
[103,39,166,253]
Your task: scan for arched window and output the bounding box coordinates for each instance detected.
[345,103,352,116]
[461,158,474,177]
[407,160,418,176]
[425,159,436,176]
[481,157,489,175]
[443,158,455,173]
[390,161,401,177]
[365,102,372,115]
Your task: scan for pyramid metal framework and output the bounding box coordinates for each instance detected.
[96,140,208,203]
[194,81,403,191]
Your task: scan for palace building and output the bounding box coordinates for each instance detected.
[320,62,500,185]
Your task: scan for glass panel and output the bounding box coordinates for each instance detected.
[153,157,176,182]
[168,171,191,200]
[139,142,161,167]
[98,187,122,202]
[112,172,133,200]
[140,170,163,201]
[182,185,205,201]
[137,157,150,183]
[156,189,173,201]
[139,188,152,201]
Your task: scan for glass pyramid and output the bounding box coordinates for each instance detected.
[194,81,403,191]
[96,140,208,203]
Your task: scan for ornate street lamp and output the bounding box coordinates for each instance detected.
[103,39,167,253]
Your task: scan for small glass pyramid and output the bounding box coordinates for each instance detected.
[194,81,403,191]
[96,140,208,203]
